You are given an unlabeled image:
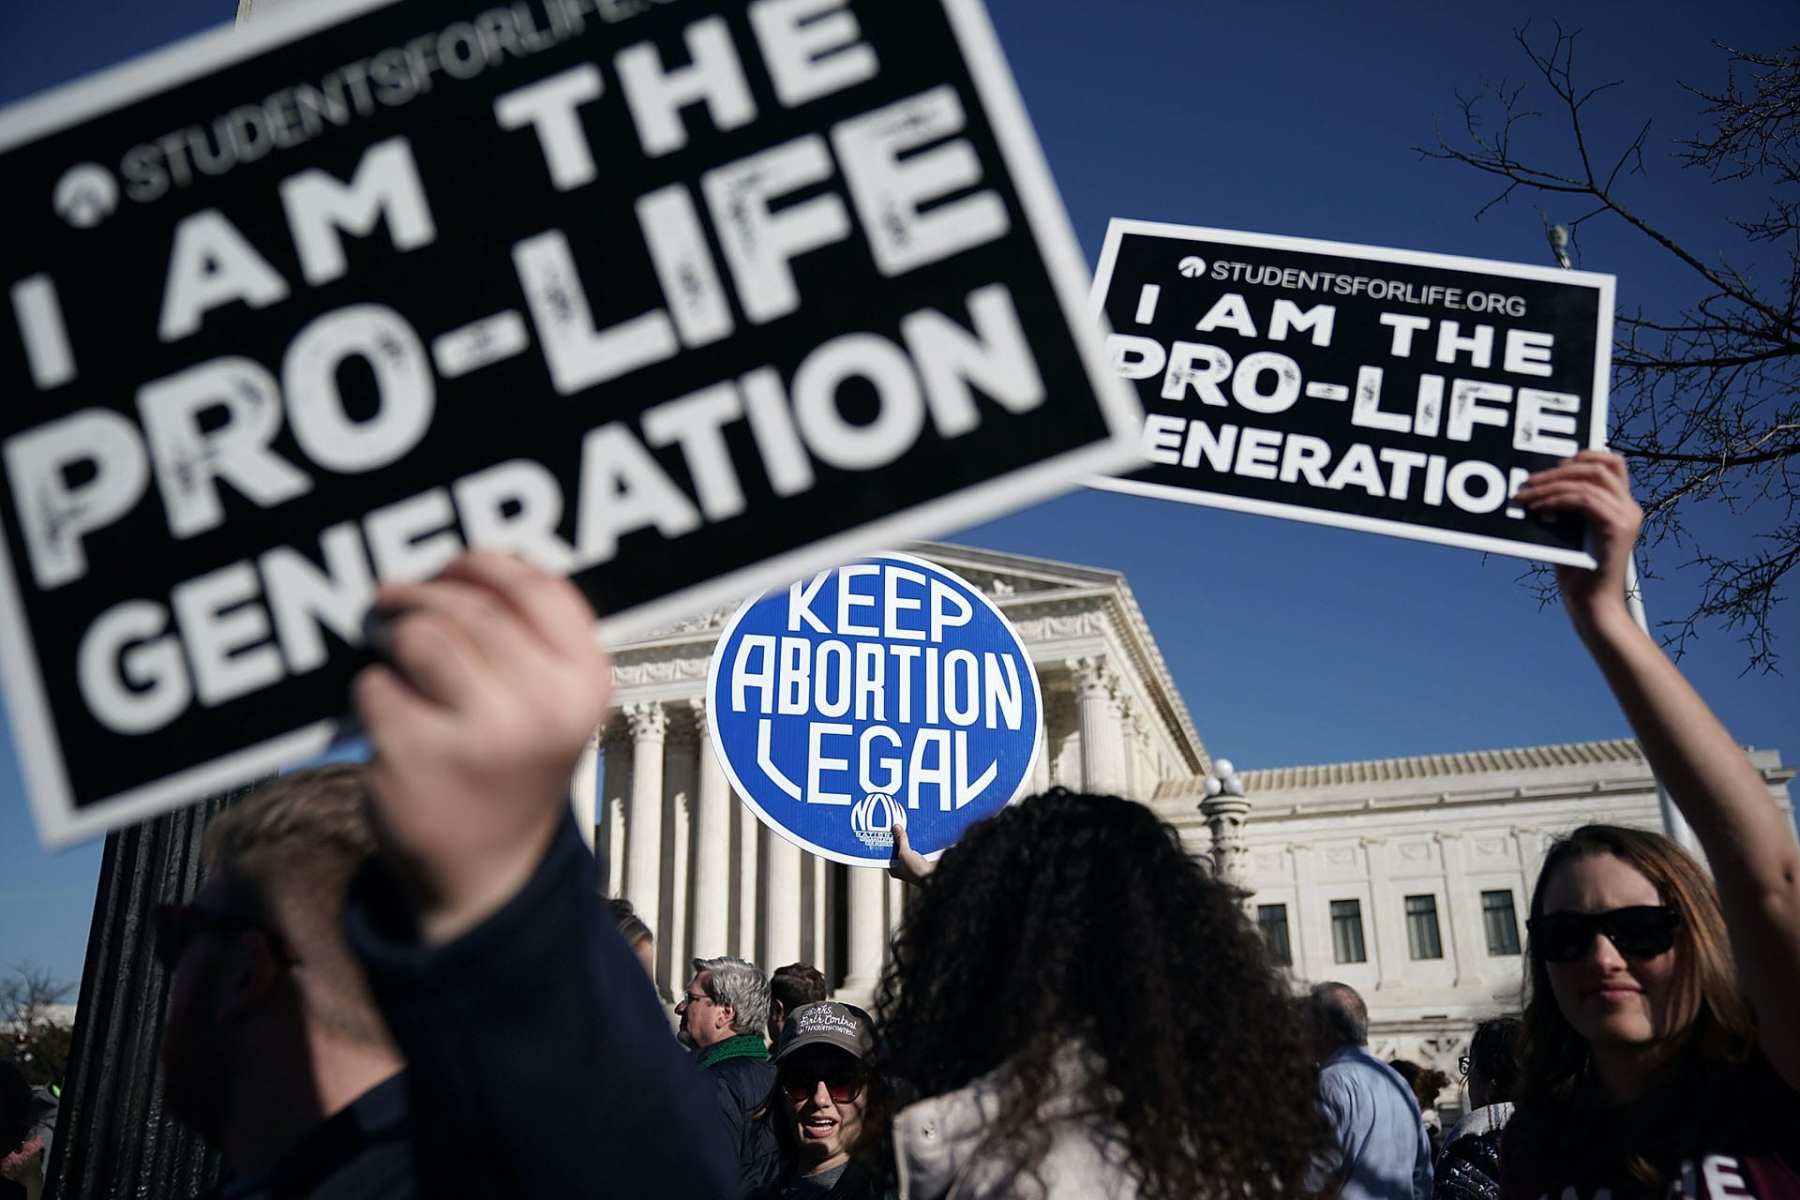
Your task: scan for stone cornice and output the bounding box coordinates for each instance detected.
[1160,771,1795,827]
[1158,738,1791,801]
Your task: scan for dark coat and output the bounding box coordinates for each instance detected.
[750,1157,897,1200]
[1435,1127,1501,1200]
[196,1075,411,1199]
[346,812,739,1198]
[706,1049,781,1194]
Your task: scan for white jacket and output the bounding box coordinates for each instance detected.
[892,1045,1140,1200]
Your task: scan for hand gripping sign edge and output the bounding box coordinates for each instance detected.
[704,551,1044,868]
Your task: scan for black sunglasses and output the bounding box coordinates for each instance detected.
[777,1065,866,1105]
[1526,905,1680,964]
[154,902,296,972]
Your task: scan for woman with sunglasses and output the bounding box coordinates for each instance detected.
[1500,452,1800,1200]
[753,1002,895,1200]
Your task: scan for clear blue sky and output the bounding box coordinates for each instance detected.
[2,0,1796,991]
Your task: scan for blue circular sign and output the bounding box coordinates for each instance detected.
[707,553,1043,866]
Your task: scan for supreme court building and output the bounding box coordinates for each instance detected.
[575,542,1795,1093]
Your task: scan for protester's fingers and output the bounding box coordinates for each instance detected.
[1568,447,1630,481]
[1519,471,1637,513]
[1519,482,1619,518]
[1523,484,1642,546]
[369,604,491,709]
[1519,460,1627,497]
[373,576,552,680]
[439,552,600,659]
[888,819,935,884]
[353,662,457,759]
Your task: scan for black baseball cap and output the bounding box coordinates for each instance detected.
[774,1001,875,1062]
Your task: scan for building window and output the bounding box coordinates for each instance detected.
[1405,894,1444,959]
[1330,899,1366,963]
[1257,904,1292,966]
[1482,889,1522,956]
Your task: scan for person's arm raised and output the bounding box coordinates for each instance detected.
[346,552,738,1197]
[1519,450,1800,1090]
[354,557,615,949]
[352,551,612,943]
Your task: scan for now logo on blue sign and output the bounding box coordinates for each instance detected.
[706,553,1042,866]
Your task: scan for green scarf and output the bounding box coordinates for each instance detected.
[698,1032,769,1070]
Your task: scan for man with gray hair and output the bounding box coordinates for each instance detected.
[678,956,780,1192]
[1304,982,1433,1200]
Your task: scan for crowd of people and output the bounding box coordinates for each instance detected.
[5,451,1795,1198]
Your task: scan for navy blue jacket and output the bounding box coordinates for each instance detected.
[200,1074,411,1199]
[346,812,738,1198]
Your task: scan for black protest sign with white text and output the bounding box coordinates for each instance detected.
[1089,221,1613,563]
[0,0,1139,843]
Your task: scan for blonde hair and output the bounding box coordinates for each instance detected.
[204,765,392,1048]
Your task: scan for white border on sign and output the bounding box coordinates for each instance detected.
[1086,218,1615,568]
[3,0,1141,847]
[702,551,1045,869]
[1089,475,1599,568]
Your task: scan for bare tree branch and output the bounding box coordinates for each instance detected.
[1424,33,1800,669]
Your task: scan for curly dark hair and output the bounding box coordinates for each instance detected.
[871,789,1327,1200]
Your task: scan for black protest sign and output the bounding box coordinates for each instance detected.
[0,0,1140,845]
[1089,221,1613,564]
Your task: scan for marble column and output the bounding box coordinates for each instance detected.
[842,864,887,1003]
[1118,701,1141,800]
[1514,825,1550,882]
[1361,837,1406,991]
[623,702,668,944]
[570,729,601,850]
[1046,689,1080,788]
[1029,706,1052,796]
[664,721,697,986]
[764,829,804,969]
[734,801,761,961]
[805,854,827,967]
[886,873,906,939]
[689,700,732,960]
[601,726,633,896]
[1067,656,1125,795]
[1434,833,1484,986]
[1288,844,1321,979]
[1132,719,1157,796]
